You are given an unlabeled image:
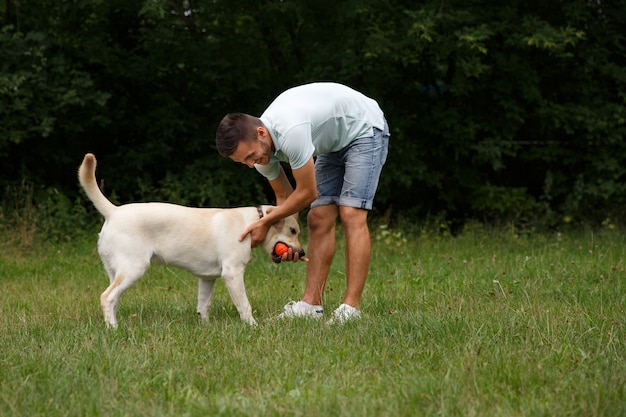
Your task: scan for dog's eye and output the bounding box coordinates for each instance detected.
[290,227,297,235]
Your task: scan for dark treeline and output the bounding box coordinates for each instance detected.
[1,0,625,229]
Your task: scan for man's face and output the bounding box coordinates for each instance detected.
[229,128,272,168]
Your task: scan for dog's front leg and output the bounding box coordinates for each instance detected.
[197,278,216,321]
[222,267,257,326]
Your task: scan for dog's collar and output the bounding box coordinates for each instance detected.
[256,207,264,219]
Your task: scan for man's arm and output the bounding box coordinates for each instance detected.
[266,157,317,222]
[240,157,317,247]
[269,165,294,206]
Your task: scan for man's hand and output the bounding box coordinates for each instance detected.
[239,219,270,247]
[278,247,309,263]
[240,219,309,263]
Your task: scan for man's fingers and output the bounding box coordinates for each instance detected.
[239,225,252,243]
[280,249,309,263]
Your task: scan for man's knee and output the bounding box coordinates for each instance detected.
[308,205,338,231]
[339,206,368,229]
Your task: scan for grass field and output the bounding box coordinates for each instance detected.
[0,224,624,416]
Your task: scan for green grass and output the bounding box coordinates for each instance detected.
[0,225,624,416]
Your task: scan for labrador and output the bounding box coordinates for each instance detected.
[78,153,305,327]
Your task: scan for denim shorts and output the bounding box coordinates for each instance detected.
[312,121,389,210]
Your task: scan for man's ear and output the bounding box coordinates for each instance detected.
[258,126,271,141]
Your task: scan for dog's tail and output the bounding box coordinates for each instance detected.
[78,153,116,218]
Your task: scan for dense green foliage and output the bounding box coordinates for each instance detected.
[2,0,625,228]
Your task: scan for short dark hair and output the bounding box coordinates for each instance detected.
[215,113,260,157]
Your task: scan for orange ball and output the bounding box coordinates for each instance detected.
[274,243,289,256]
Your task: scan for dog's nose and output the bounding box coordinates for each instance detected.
[298,249,306,258]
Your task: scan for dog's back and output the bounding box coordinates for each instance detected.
[78,153,117,218]
[100,203,250,273]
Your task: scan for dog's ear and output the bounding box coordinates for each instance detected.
[271,218,285,230]
[265,207,285,227]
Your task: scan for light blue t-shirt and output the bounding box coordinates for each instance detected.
[255,82,386,180]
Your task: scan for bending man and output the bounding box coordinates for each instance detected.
[215,82,389,324]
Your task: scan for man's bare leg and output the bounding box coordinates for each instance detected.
[302,205,338,306]
[339,206,370,310]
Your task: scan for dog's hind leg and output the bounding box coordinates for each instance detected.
[221,266,257,326]
[100,266,146,328]
[197,278,216,321]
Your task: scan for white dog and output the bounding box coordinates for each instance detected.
[78,153,305,327]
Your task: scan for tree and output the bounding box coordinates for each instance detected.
[1,0,625,228]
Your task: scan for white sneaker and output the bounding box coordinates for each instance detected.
[327,304,361,325]
[278,301,324,319]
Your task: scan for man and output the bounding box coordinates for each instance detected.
[215,82,389,324]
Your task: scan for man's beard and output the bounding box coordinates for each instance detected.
[259,139,272,163]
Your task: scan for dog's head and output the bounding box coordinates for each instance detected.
[260,207,306,263]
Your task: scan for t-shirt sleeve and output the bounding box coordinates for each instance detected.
[254,123,315,180]
[255,157,281,180]
[280,124,315,170]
